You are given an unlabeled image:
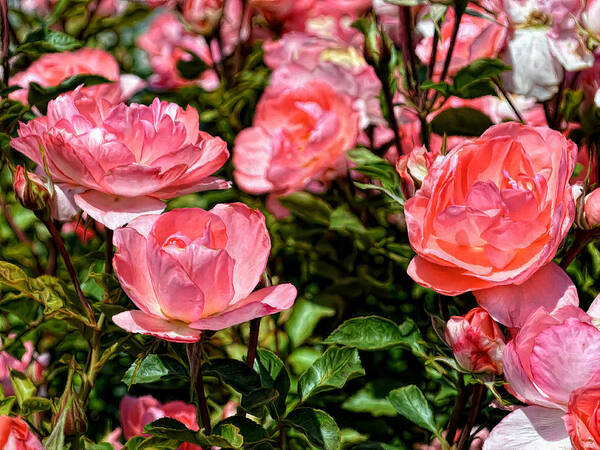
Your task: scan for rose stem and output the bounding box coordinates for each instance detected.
[42,218,95,325]
[188,337,212,435]
[105,228,113,275]
[456,384,486,450]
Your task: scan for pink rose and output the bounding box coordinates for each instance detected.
[111,204,297,343]
[9,48,144,105]
[249,0,314,23]
[21,0,124,15]
[120,395,201,450]
[0,416,43,449]
[445,307,505,374]
[584,188,600,227]
[564,374,600,450]
[484,302,600,449]
[415,6,507,77]
[395,145,441,199]
[137,12,218,91]
[405,123,579,327]
[0,341,36,396]
[233,65,359,196]
[183,0,224,35]
[11,89,230,229]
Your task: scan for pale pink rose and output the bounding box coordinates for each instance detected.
[583,0,600,39]
[0,416,43,450]
[183,0,224,35]
[310,0,372,19]
[405,123,579,327]
[415,6,508,78]
[263,32,381,127]
[120,396,201,450]
[9,48,144,105]
[563,373,600,450]
[11,88,230,229]
[445,307,505,374]
[233,64,359,195]
[484,301,600,449]
[584,188,600,227]
[111,204,297,343]
[137,12,218,91]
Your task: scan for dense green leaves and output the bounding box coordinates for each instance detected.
[279,192,333,225]
[388,385,439,434]
[17,27,82,56]
[298,347,365,401]
[325,316,408,350]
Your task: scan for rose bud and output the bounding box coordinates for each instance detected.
[584,188,600,228]
[13,165,50,215]
[0,416,43,449]
[445,307,505,374]
[183,0,224,35]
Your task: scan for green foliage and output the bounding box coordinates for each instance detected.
[431,107,494,136]
[286,408,341,450]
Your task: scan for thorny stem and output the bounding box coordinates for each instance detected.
[400,6,418,93]
[42,218,96,326]
[187,337,212,435]
[456,384,485,450]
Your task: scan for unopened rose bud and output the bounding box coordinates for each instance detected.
[445,307,505,375]
[183,0,224,35]
[584,188,600,228]
[53,389,87,436]
[396,146,437,199]
[13,166,50,214]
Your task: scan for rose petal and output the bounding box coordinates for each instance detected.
[112,311,202,343]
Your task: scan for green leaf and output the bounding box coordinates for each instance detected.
[0,397,15,415]
[213,423,244,448]
[561,89,584,122]
[44,395,67,450]
[28,74,111,113]
[9,371,36,408]
[431,107,493,136]
[177,49,210,80]
[325,316,408,350]
[286,407,341,450]
[121,354,169,386]
[420,80,452,97]
[241,387,279,413]
[217,417,269,445]
[21,397,52,415]
[298,347,365,401]
[285,298,336,348]
[83,443,114,450]
[254,349,290,417]
[330,206,367,234]
[453,58,511,90]
[203,359,261,395]
[17,27,82,56]
[143,418,242,448]
[342,383,398,417]
[278,192,333,226]
[387,385,438,433]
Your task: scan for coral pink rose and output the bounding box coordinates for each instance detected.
[484,301,600,449]
[9,48,144,105]
[120,395,200,450]
[405,123,579,327]
[249,0,314,22]
[111,204,297,343]
[564,374,600,450]
[233,65,359,196]
[137,12,218,91]
[11,88,230,229]
[0,416,43,449]
[21,0,123,15]
[445,307,505,374]
[416,6,507,77]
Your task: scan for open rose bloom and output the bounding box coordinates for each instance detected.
[405,123,578,327]
[11,88,230,229]
[0,416,43,449]
[112,204,297,342]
